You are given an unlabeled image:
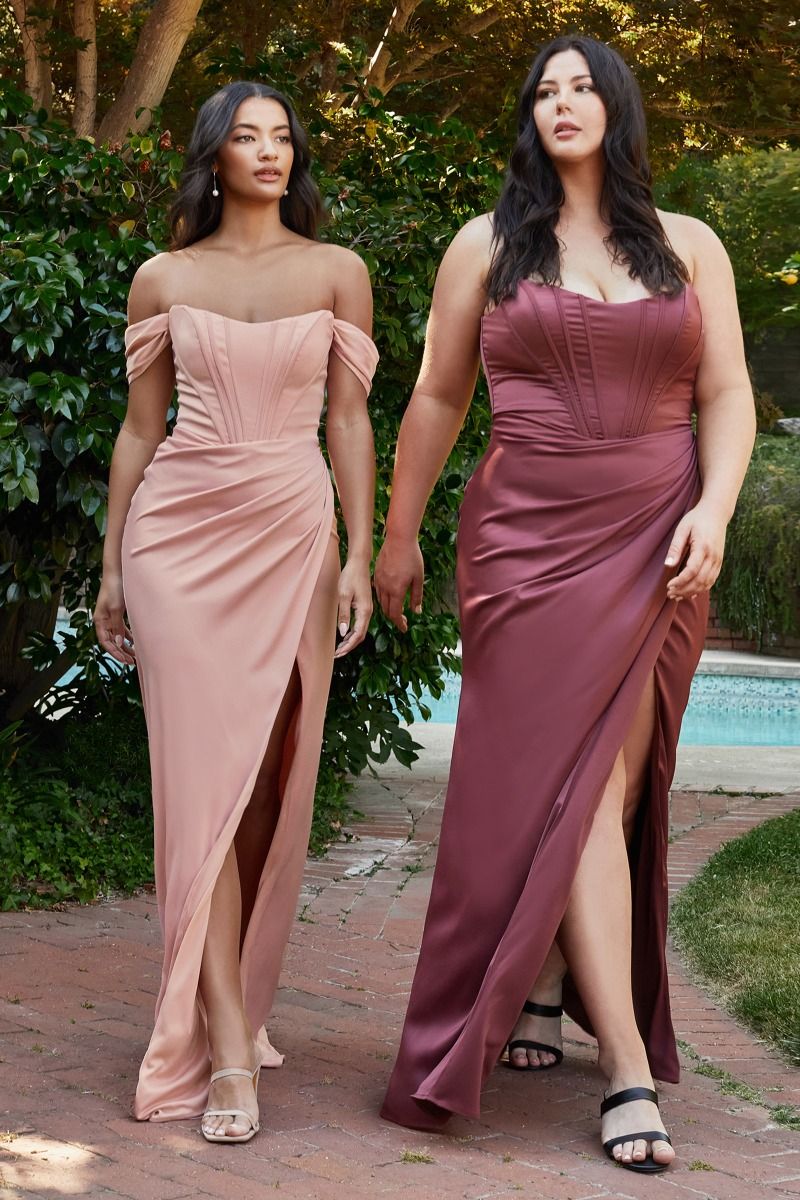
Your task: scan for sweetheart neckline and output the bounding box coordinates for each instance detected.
[169,304,334,327]
[482,279,696,320]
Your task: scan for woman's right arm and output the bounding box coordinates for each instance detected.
[374,216,492,632]
[94,260,175,664]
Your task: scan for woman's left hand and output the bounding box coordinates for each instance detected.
[664,503,727,601]
[334,557,373,658]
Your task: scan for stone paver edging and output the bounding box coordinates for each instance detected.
[0,778,798,1199]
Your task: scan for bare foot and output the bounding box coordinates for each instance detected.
[202,1045,261,1140]
[507,989,563,1070]
[601,1077,674,1169]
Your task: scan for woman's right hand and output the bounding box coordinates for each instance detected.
[93,573,136,665]
[374,535,425,633]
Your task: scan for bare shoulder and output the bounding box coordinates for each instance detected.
[127,252,179,323]
[313,241,370,285]
[313,243,372,331]
[449,212,494,258]
[438,212,494,290]
[656,209,730,283]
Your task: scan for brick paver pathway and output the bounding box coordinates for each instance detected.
[1,778,798,1199]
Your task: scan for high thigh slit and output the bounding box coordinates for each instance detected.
[381,281,708,1131]
[235,662,302,946]
[121,307,378,1121]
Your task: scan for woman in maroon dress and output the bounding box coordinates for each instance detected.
[375,36,755,1173]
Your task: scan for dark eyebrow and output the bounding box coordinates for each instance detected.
[538,73,593,85]
[230,122,291,133]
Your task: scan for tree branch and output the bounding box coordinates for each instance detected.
[384,5,501,92]
[648,100,800,142]
[364,0,424,94]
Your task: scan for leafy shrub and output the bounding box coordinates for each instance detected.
[714,435,800,645]
[0,761,154,909]
[0,695,355,907]
[655,148,800,336]
[0,83,501,790]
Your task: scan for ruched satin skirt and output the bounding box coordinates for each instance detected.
[382,425,708,1129]
[122,425,337,1120]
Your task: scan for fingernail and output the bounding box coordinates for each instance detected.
[338,623,348,637]
[114,635,122,647]
[665,556,676,566]
[414,605,422,614]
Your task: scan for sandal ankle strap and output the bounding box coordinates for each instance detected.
[210,1066,257,1084]
[522,999,563,1018]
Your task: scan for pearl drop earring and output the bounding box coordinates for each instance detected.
[211,169,219,197]
[283,187,289,197]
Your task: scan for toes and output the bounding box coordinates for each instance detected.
[632,1138,647,1162]
[652,1138,674,1163]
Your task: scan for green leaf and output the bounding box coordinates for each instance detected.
[19,470,39,503]
[80,488,101,517]
[51,423,79,467]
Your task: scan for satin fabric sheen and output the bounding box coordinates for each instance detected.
[121,305,378,1121]
[381,281,709,1130]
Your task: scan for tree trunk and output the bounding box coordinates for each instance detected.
[8,0,56,113]
[72,0,97,138]
[96,0,204,144]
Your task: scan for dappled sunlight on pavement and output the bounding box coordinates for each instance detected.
[0,777,798,1198]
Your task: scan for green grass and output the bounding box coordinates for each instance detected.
[671,809,800,1066]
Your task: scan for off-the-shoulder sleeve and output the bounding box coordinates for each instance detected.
[124,312,172,383]
[331,318,379,396]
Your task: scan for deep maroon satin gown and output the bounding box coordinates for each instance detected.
[381,281,709,1130]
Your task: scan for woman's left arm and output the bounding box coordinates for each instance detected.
[664,218,756,600]
[325,249,377,656]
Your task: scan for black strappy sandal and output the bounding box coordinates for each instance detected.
[601,1086,672,1174]
[505,999,564,1070]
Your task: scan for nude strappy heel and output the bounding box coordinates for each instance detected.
[201,1064,261,1143]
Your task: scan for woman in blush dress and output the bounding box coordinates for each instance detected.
[93,82,378,1142]
[375,36,755,1173]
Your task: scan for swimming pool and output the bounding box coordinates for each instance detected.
[408,670,800,747]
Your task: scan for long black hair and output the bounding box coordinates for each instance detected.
[170,81,324,249]
[486,35,688,305]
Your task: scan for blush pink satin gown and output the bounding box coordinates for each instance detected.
[381,281,709,1131]
[121,305,378,1121]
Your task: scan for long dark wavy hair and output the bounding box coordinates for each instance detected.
[486,36,689,305]
[170,81,324,249]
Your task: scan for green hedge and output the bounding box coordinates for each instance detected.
[0,81,502,905]
[715,435,800,646]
